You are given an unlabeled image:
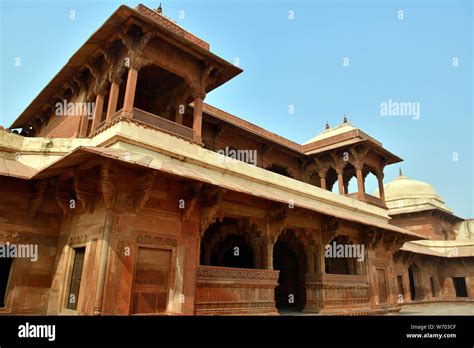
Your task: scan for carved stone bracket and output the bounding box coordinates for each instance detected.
[268,205,289,239]
[329,152,347,173]
[349,145,370,168]
[73,170,98,213]
[99,161,118,209]
[188,62,215,100]
[120,30,154,70]
[362,228,384,250]
[29,179,48,218]
[200,187,226,235]
[181,182,203,221]
[55,170,75,215]
[133,170,157,214]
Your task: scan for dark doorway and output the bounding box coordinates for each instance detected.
[453,277,468,298]
[377,269,388,304]
[0,255,13,307]
[273,230,306,311]
[408,266,416,301]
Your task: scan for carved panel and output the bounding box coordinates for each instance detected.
[136,234,177,247]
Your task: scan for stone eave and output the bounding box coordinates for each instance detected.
[388,205,462,222]
[24,120,423,239]
[401,240,474,258]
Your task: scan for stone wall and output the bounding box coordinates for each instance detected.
[0,177,60,314]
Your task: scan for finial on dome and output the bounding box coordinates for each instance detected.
[156,3,163,14]
[343,114,348,124]
[325,121,330,130]
[399,167,403,176]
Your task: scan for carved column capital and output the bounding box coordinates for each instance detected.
[93,76,109,97]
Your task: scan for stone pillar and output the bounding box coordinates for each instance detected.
[77,93,90,137]
[262,235,275,270]
[377,172,385,202]
[367,248,378,309]
[193,96,203,143]
[337,169,344,195]
[123,68,138,116]
[303,241,323,313]
[93,210,113,315]
[319,171,327,190]
[106,80,120,119]
[355,164,365,200]
[91,94,105,131]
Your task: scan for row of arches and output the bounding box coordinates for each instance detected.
[200,219,367,310]
[265,163,380,196]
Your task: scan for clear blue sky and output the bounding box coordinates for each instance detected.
[0,0,472,217]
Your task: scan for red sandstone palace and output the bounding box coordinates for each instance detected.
[0,4,472,316]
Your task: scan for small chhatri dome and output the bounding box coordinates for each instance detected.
[374,171,452,214]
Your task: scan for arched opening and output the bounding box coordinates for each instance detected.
[363,167,378,195]
[343,163,357,194]
[135,64,188,120]
[200,218,254,269]
[347,176,358,194]
[211,234,253,268]
[273,229,307,312]
[324,236,366,275]
[116,68,128,113]
[325,167,338,193]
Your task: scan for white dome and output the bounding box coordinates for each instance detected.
[374,174,452,214]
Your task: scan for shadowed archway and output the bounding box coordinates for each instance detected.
[273,229,307,311]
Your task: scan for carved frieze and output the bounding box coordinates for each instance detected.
[136,234,177,246]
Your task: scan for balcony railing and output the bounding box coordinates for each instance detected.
[90,107,195,142]
[345,192,386,209]
[132,108,194,141]
[195,265,279,315]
